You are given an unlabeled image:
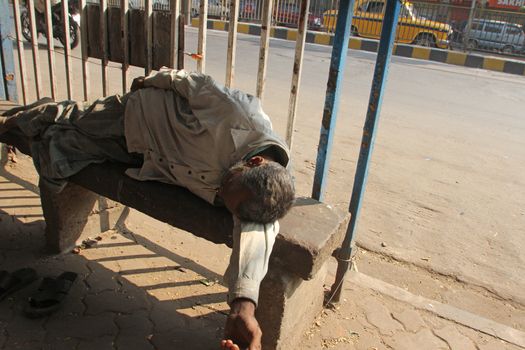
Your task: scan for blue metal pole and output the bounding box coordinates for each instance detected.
[311,0,355,201]
[329,0,401,303]
[0,0,18,102]
[0,45,5,101]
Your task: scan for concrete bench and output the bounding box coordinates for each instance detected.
[0,104,349,349]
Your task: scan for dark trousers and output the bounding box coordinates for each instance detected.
[6,95,142,191]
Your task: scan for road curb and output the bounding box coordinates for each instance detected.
[347,271,525,348]
[191,19,525,76]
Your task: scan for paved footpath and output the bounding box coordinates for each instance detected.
[0,156,523,350]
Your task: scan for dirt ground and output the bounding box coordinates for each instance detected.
[1,152,523,350]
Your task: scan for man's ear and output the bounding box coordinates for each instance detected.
[247,156,265,167]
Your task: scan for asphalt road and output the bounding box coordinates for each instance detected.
[10,26,525,308]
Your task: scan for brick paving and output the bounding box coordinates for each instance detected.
[1,157,524,350]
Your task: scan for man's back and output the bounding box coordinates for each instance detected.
[124,70,289,204]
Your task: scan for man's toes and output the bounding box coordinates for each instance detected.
[221,339,232,349]
[221,339,241,350]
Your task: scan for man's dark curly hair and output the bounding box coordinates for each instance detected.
[236,161,295,224]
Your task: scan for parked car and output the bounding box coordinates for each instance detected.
[273,2,322,30]
[191,0,229,18]
[465,19,525,54]
[323,0,453,49]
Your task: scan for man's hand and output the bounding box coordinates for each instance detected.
[221,298,262,350]
[130,76,145,92]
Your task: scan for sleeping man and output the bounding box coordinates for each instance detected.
[0,69,295,350]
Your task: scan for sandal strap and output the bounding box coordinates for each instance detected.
[29,275,75,306]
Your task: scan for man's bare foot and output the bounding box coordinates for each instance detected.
[7,146,17,163]
[220,339,240,350]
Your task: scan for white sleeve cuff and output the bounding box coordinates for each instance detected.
[227,278,261,306]
[224,219,279,307]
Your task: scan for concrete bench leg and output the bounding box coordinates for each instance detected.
[39,180,126,253]
[257,262,328,350]
[0,144,8,166]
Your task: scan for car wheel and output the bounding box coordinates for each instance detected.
[502,45,514,54]
[351,25,358,36]
[414,33,436,47]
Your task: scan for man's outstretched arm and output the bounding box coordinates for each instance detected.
[222,219,278,350]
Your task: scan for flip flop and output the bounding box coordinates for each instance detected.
[24,272,78,319]
[0,268,38,302]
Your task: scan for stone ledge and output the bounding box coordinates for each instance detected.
[70,162,349,280]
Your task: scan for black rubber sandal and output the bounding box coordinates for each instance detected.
[0,268,38,302]
[24,272,78,318]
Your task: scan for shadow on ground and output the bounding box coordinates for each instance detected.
[0,167,229,350]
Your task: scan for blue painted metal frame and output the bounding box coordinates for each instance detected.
[0,44,5,101]
[329,0,402,302]
[311,0,355,201]
[0,0,18,102]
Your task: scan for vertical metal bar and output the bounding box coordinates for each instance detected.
[44,0,56,100]
[463,0,477,51]
[62,0,73,99]
[11,0,28,104]
[225,0,240,87]
[256,0,273,100]
[329,0,401,304]
[285,0,309,149]
[170,0,180,69]
[121,0,129,93]
[27,0,43,99]
[311,0,354,201]
[145,0,153,75]
[101,0,109,96]
[0,0,18,102]
[197,0,208,73]
[79,0,89,102]
[221,0,227,20]
[0,50,5,101]
[275,0,281,24]
[184,0,191,24]
[177,13,184,69]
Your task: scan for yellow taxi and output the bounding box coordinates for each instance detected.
[323,0,453,48]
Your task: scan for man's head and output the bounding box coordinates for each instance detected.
[218,156,295,224]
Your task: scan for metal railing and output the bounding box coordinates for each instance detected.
[158,0,525,56]
[17,0,525,57]
[8,0,183,104]
[317,0,524,56]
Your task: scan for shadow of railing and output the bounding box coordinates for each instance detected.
[0,166,229,349]
[0,167,40,195]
